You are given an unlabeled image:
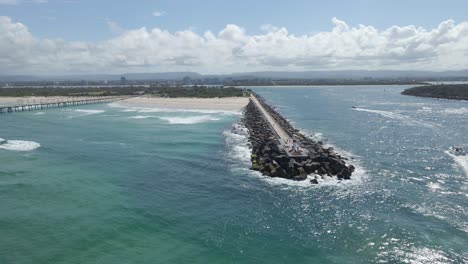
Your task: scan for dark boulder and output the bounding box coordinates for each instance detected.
[304,162,320,173]
[310,178,319,184]
[317,167,327,175]
[293,167,307,181]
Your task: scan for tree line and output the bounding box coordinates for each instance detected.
[0,86,250,98]
[402,84,468,100]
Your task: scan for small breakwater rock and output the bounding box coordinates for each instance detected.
[241,94,354,183]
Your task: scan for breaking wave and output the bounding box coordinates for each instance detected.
[300,129,367,186]
[108,103,240,115]
[159,115,220,124]
[129,115,155,119]
[67,109,106,118]
[0,139,41,151]
[75,109,106,115]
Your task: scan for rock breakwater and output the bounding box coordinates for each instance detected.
[240,94,354,184]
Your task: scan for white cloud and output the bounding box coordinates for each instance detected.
[1,15,468,74]
[152,10,165,17]
[106,19,124,34]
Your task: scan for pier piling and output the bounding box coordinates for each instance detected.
[0,96,131,114]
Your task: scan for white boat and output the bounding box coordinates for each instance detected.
[449,146,466,156]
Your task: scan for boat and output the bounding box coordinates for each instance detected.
[449,146,466,156]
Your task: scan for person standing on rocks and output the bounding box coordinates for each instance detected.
[292,140,300,152]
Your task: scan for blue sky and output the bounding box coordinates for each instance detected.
[1,0,468,74]
[2,0,468,41]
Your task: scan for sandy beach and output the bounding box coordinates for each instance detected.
[0,96,250,111]
[119,96,249,111]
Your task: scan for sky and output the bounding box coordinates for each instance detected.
[1,0,468,75]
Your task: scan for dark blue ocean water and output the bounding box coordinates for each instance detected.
[1,86,467,263]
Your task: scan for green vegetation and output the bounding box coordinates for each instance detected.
[155,86,247,98]
[0,86,250,98]
[228,79,428,86]
[402,84,468,101]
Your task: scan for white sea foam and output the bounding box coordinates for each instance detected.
[442,107,468,115]
[445,150,468,176]
[108,103,240,115]
[159,115,220,124]
[34,112,45,115]
[75,109,106,115]
[300,129,367,186]
[416,106,433,113]
[0,140,41,151]
[353,107,440,129]
[129,115,155,119]
[381,246,453,264]
[427,181,443,191]
[67,109,106,118]
[418,107,468,115]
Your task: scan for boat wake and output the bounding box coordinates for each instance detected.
[443,107,468,115]
[445,150,468,176]
[353,107,440,129]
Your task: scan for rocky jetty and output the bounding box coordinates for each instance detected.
[241,94,354,184]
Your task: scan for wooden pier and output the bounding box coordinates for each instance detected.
[0,96,131,114]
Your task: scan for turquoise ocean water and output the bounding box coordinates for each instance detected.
[1,86,467,263]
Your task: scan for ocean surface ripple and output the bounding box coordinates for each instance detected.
[0,85,467,264]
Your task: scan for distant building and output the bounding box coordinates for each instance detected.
[120,76,127,83]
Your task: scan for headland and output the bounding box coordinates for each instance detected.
[402,84,468,101]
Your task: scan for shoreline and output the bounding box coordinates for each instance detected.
[0,96,250,111]
[118,96,249,111]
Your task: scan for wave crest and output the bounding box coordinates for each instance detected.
[0,139,41,151]
[159,115,220,124]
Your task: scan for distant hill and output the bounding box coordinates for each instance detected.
[1,70,467,82]
[230,70,468,79]
[0,72,202,82]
